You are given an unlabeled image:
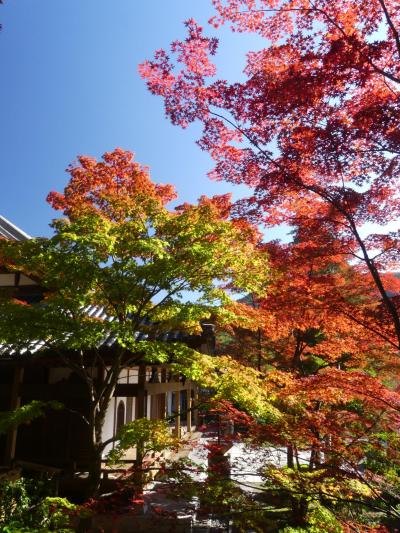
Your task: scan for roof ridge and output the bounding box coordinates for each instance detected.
[0,215,31,241]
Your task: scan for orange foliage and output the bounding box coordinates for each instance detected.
[47,148,177,221]
[141,0,400,349]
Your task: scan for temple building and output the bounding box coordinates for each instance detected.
[0,215,213,472]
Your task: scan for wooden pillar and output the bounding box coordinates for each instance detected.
[4,366,24,466]
[158,393,166,420]
[174,391,181,438]
[192,386,199,428]
[186,387,192,433]
[135,365,146,419]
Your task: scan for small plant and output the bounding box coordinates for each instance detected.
[0,478,76,532]
[107,418,179,465]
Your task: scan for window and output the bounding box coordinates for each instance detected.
[116,401,125,434]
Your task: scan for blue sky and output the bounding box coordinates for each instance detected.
[1,0,288,239]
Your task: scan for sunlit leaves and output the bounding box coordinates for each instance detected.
[141,0,400,350]
[0,149,270,357]
[107,418,178,465]
[0,401,63,435]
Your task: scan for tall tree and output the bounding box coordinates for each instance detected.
[0,148,269,496]
[141,7,400,524]
[208,238,400,527]
[140,0,400,349]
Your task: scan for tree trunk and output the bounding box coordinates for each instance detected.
[133,440,145,494]
[85,401,108,498]
[86,445,103,498]
[287,445,294,468]
[291,497,309,527]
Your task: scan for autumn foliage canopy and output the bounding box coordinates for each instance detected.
[140,0,400,347]
[2,1,400,530]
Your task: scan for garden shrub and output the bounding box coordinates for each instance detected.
[0,478,76,532]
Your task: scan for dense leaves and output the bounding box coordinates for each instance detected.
[141,2,400,529]
[107,418,178,466]
[0,148,269,497]
[0,401,63,435]
[141,0,400,349]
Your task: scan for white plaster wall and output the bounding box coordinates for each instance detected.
[49,365,142,459]
[19,274,38,286]
[118,368,128,381]
[167,391,173,416]
[126,397,136,422]
[117,367,139,384]
[132,397,136,420]
[129,368,139,384]
[146,395,151,419]
[101,366,141,458]
[0,274,16,286]
[101,396,117,458]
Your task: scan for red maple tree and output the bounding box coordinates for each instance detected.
[140,0,400,349]
[141,4,400,527]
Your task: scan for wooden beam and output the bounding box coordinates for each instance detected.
[135,365,146,419]
[145,382,188,394]
[159,393,166,420]
[113,384,140,397]
[193,386,199,427]
[0,381,188,400]
[186,387,192,433]
[175,390,181,438]
[17,383,89,400]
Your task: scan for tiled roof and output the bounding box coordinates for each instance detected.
[0,305,191,361]
[0,215,31,241]
[0,217,204,361]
